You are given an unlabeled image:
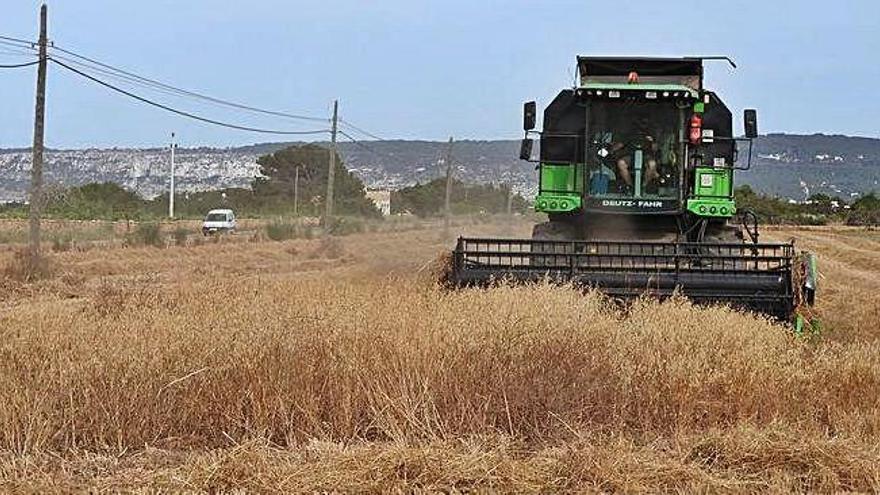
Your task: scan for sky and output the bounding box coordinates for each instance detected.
[0,0,878,148]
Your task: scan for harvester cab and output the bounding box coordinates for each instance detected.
[452,56,818,328]
[520,57,755,241]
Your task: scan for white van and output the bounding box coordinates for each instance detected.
[202,209,236,235]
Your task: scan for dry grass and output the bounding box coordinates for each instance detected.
[0,221,878,492]
[2,429,878,493]
[1,249,53,282]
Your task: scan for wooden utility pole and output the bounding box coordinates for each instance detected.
[28,4,49,262]
[169,132,177,219]
[506,182,513,216]
[293,165,300,216]
[323,100,339,232]
[443,136,454,233]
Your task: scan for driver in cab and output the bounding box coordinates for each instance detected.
[611,119,660,194]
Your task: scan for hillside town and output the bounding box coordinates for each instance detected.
[1,134,878,204]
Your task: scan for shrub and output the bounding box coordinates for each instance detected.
[265,220,316,241]
[50,235,74,252]
[124,222,164,248]
[326,217,365,236]
[2,248,52,281]
[266,221,298,241]
[172,227,189,247]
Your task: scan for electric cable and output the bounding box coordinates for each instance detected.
[339,118,385,141]
[0,60,39,68]
[51,44,328,123]
[338,129,383,156]
[0,34,35,46]
[50,52,219,102]
[0,41,37,55]
[51,57,330,136]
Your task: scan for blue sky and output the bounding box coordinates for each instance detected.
[0,0,878,148]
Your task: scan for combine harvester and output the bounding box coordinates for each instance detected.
[449,56,818,329]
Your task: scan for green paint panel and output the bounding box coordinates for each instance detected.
[688,167,735,217]
[540,162,583,194]
[537,162,583,213]
[535,193,582,213]
[687,198,736,217]
[693,167,731,198]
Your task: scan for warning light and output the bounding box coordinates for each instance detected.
[689,114,703,145]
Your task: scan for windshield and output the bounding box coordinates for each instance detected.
[586,98,686,200]
[205,213,228,222]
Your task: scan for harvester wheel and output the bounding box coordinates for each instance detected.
[530,221,576,269]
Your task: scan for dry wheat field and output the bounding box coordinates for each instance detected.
[0,220,878,493]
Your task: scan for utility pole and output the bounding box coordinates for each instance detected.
[323,99,338,232]
[506,182,514,216]
[443,136,454,233]
[169,132,177,219]
[293,164,300,216]
[28,3,48,262]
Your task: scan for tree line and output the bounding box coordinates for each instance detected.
[0,144,529,220]
[735,185,880,226]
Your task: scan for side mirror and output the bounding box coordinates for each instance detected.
[519,138,534,161]
[523,101,537,131]
[744,109,758,139]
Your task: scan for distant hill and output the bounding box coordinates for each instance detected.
[0,133,877,202]
[740,133,880,200]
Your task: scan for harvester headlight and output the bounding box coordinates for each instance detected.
[699,206,707,213]
[710,206,717,214]
[550,201,558,209]
[560,201,568,209]
[720,207,728,215]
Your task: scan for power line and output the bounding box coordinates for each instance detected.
[0,48,37,56]
[0,34,35,46]
[0,40,37,53]
[338,129,384,156]
[49,52,219,102]
[339,118,386,141]
[0,60,39,69]
[50,57,331,136]
[4,34,340,131]
[4,32,383,143]
[51,44,329,123]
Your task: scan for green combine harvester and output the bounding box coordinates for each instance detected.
[450,56,817,327]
